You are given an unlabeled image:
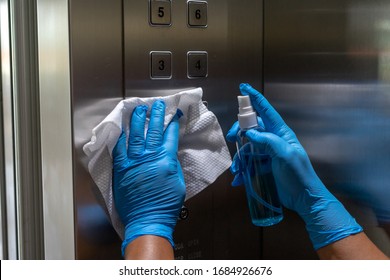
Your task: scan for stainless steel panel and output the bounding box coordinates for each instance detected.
[1,0,18,260]
[37,0,75,260]
[69,0,123,259]
[0,48,4,259]
[33,0,390,260]
[125,0,263,259]
[9,0,43,260]
[1,0,48,259]
[263,0,390,258]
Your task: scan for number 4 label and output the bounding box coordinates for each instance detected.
[187,51,208,78]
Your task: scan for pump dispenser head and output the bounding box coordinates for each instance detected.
[237,95,258,130]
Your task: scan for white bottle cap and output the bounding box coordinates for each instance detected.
[237,96,258,129]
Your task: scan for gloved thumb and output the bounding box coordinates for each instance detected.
[245,129,290,159]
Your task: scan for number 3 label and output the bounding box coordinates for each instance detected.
[158,60,165,71]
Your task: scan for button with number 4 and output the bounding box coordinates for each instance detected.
[187,51,208,78]
[188,1,207,27]
[150,51,172,79]
[150,0,171,26]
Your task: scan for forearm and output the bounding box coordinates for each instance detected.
[317,232,389,260]
[124,235,174,260]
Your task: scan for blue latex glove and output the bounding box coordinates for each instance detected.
[112,100,186,255]
[226,83,363,250]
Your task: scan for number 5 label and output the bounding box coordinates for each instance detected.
[150,0,171,26]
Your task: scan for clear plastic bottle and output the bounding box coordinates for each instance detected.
[236,95,283,226]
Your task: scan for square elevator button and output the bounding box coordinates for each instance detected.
[150,51,172,79]
[150,0,171,26]
[187,51,208,78]
[188,1,208,27]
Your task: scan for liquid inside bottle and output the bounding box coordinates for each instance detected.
[237,130,283,226]
[236,95,283,226]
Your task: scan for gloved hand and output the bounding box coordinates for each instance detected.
[112,100,186,256]
[226,83,363,250]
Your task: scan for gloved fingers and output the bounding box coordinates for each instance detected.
[128,105,148,158]
[240,83,290,137]
[163,109,183,156]
[113,130,129,168]
[231,174,243,187]
[230,152,241,174]
[230,153,244,187]
[226,118,265,143]
[245,129,290,159]
[146,100,166,150]
[177,162,186,189]
[226,121,240,142]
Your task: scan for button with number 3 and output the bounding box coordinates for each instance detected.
[150,51,172,79]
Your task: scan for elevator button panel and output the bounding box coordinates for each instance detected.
[150,0,172,26]
[124,0,263,259]
[150,51,172,79]
[187,51,208,78]
[188,1,208,27]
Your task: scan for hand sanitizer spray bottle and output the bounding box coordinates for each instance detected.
[236,95,283,226]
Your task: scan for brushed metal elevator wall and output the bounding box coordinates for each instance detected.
[70,0,264,259]
[124,0,263,259]
[262,0,390,258]
[124,0,263,132]
[69,0,390,260]
[70,0,123,259]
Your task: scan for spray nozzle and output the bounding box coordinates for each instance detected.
[237,95,258,130]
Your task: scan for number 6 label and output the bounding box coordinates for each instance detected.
[188,1,208,27]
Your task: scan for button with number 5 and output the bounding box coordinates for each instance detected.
[150,0,172,26]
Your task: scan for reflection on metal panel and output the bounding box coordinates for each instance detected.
[1,0,17,260]
[124,0,263,259]
[124,0,263,133]
[9,0,44,260]
[37,0,74,260]
[69,0,123,259]
[263,0,390,258]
